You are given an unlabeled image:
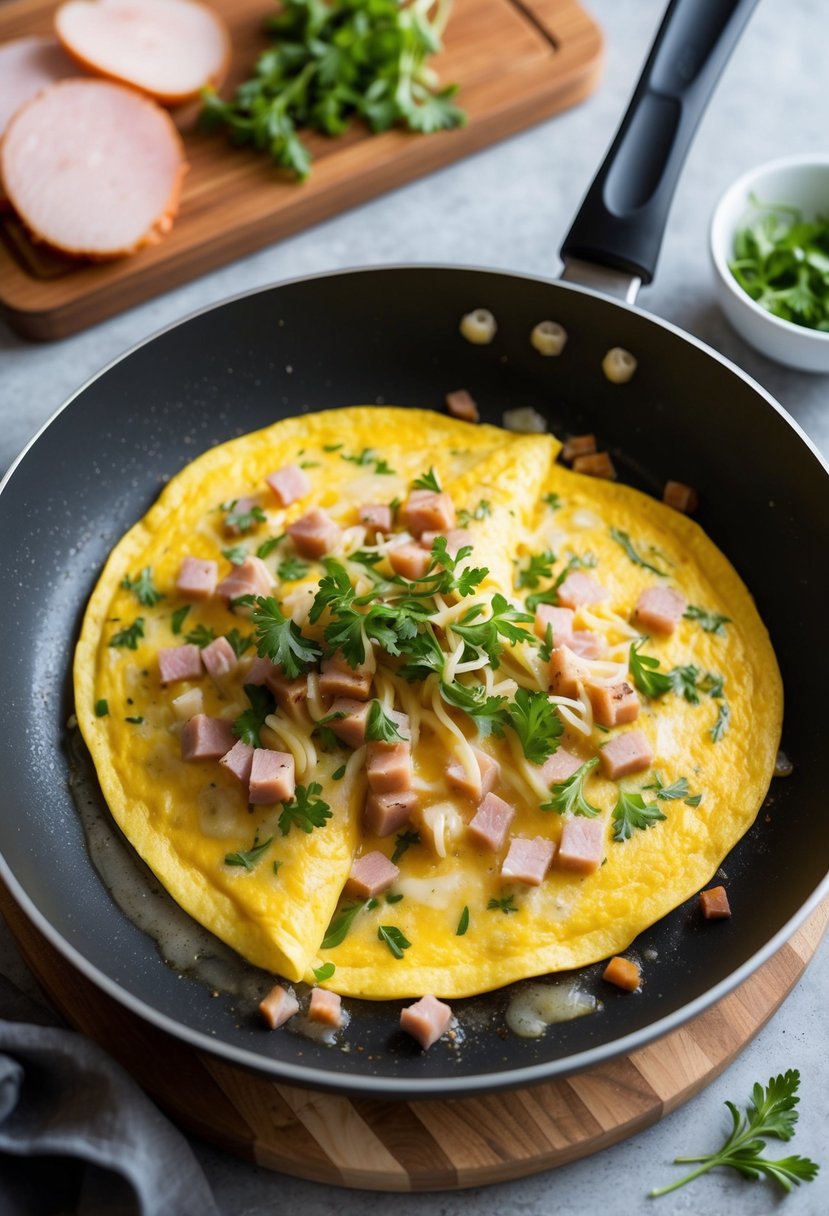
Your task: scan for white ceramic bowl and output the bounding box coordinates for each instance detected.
[709,154,829,372]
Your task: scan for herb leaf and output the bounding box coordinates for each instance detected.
[225,835,273,871]
[684,604,731,636]
[505,688,562,764]
[452,593,536,667]
[711,701,731,743]
[94,698,109,718]
[222,545,248,566]
[391,829,421,864]
[378,924,411,959]
[250,595,322,678]
[629,638,673,698]
[171,605,191,635]
[456,905,470,936]
[412,467,441,491]
[121,567,164,607]
[185,623,217,649]
[277,556,310,581]
[643,773,702,806]
[109,618,145,650]
[610,527,668,576]
[365,700,406,743]
[611,790,666,842]
[541,757,601,816]
[321,901,366,950]
[313,962,336,982]
[488,895,517,914]
[516,550,556,590]
[224,502,266,534]
[233,683,276,747]
[439,681,508,737]
[278,782,333,836]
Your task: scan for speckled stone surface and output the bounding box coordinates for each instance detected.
[1,1,827,1213]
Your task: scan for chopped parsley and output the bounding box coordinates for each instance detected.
[340,448,395,475]
[525,552,597,613]
[669,663,704,704]
[541,757,601,816]
[225,628,254,658]
[684,604,731,635]
[610,527,668,576]
[221,545,248,566]
[249,595,322,677]
[386,892,404,904]
[456,905,470,936]
[439,680,508,737]
[391,828,420,864]
[411,467,441,492]
[543,492,562,511]
[712,701,731,743]
[223,500,266,533]
[643,773,703,807]
[185,623,217,649]
[516,549,557,590]
[233,683,276,747]
[457,499,492,526]
[224,835,273,871]
[365,700,406,743]
[538,621,555,663]
[629,639,673,698]
[256,534,284,559]
[125,715,144,724]
[109,618,145,650]
[94,699,109,718]
[611,790,667,842]
[120,567,164,607]
[278,782,333,836]
[488,895,518,914]
[378,924,411,959]
[331,764,347,781]
[452,594,536,667]
[171,605,191,635]
[504,688,563,764]
[277,556,310,581]
[313,962,336,982]
[321,901,366,949]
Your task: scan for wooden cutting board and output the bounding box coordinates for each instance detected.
[1,881,826,1191]
[0,0,603,341]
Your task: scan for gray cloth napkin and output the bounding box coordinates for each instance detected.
[0,974,221,1216]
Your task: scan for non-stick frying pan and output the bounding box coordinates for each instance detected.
[0,0,826,1100]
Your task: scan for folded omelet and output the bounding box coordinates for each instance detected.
[74,407,781,998]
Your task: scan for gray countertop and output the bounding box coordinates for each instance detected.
[1,1,827,1213]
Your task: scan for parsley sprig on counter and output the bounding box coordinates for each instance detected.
[200,0,465,182]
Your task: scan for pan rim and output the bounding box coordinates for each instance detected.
[1,262,827,1099]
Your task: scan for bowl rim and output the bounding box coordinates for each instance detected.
[709,152,829,346]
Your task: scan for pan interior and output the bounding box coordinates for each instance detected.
[1,267,826,1096]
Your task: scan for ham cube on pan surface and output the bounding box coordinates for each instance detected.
[318,652,373,700]
[535,604,574,643]
[158,643,202,685]
[258,984,299,1029]
[549,645,590,699]
[389,543,432,581]
[599,730,653,779]
[501,836,555,886]
[359,503,393,536]
[327,697,372,748]
[586,680,640,727]
[266,463,310,507]
[366,742,412,795]
[345,851,399,899]
[538,747,583,785]
[248,749,295,804]
[181,714,235,762]
[400,994,453,1050]
[265,666,308,711]
[176,556,217,599]
[308,988,343,1028]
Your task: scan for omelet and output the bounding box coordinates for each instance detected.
[74,407,782,999]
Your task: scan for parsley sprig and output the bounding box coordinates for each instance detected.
[234,684,276,747]
[109,618,145,650]
[650,1069,819,1196]
[278,782,333,836]
[248,595,322,677]
[524,552,597,612]
[452,594,536,668]
[684,603,731,636]
[728,197,829,331]
[120,567,164,607]
[541,757,601,816]
[610,527,668,576]
[611,789,666,842]
[225,835,273,871]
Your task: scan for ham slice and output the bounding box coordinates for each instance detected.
[308,987,343,1028]
[248,749,295,804]
[400,994,453,1050]
[599,729,653,779]
[1,80,186,259]
[176,556,217,600]
[501,835,555,885]
[401,489,456,536]
[699,885,731,919]
[633,586,687,636]
[158,643,202,685]
[181,714,235,761]
[345,851,399,899]
[266,464,310,507]
[364,790,416,837]
[287,507,341,559]
[54,0,230,105]
[468,792,515,851]
[556,817,605,874]
[556,572,608,609]
[217,556,273,604]
[0,35,77,139]
[258,983,299,1029]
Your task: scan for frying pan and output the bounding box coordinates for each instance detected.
[0,0,827,1100]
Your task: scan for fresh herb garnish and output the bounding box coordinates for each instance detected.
[439,681,508,737]
[233,683,276,747]
[331,764,347,781]
[185,623,217,649]
[378,924,411,959]
[643,773,702,806]
[120,567,164,607]
[323,443,343,452]
[488,895,518,914]
[365,700,406,743]
[277,556,310,581]
[456,905,470,935]
[628,638,673,698]
[504,688,562,764]
[541,757,601,816]
[340,448,395,475]
[222,545,248,566]
[171,605,191,635]
[225,628,254,658]
[109,618,145,650]
[249,595,322,677]
[669,664,703,704]
[94,698,109,718]
[610,527,668,576]
[223,501,266,534]
[516,549,556,590]
[538,622,555,663]
[313,962,336,982]
[311,560,423,667]
[650,1069,820,1197]
[542,492,562,511]
[224,835,273,871]
[457,499,491,526]
[321,901,366,949]
[412,467,442,492]
[386,892,404,904]
[391,828,421,864]
[711,701,731,743]
[256,534,285,559]
[452,594,536,667]
[684,604,731,636]
[525,552,597,612]
[611,790,666,842]
[125,715,144,724]
[278,782,333,836]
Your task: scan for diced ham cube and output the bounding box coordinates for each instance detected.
[468,792,515,851]
[556,817,605,874]
[170,686,203,721]
[699,885,731,919]
[663,480,699,514]
[266,463,310,507]
[549,644,590,699]
[308,987,343,1028]
[318,651,372,700]
[364,790,416,837]
[633,586,687,636]
[224,496,262,536]
[556,572,609,609]
[535,604,574,643]
[327,697,371,748]
[345,850,399,898]
[217,555,273,604]
[538,747,583,785]
[389,543,431,581]
[176,556,217,599]
[572,451,616,480]
[246,656,279,685]
[586,680,640,728]
[599,729,653,779]
[181,714,235,761]
[568,630,605,659]
[359,503,392,536]
[287,507,340,559]
[219,739,254,784]
[248,749,295,804]
[501,835,555,886]
[602,956,641,991]
[366,741,413,795]
[445,388,479,422]
[401,489,456,537]
[561,433,596,463]
[259,984,299,1029]
[158,643,202,685]
[446,746,500,801]
[419,528,471,557]
[265,666,308,711]
[400,994,453,1050]
[201,635,237,681]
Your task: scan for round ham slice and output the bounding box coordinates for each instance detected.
[0,35,79,138]
[54,0,231,104]
[0,79,187,258]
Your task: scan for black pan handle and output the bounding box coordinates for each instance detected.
[560,0,760,285]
